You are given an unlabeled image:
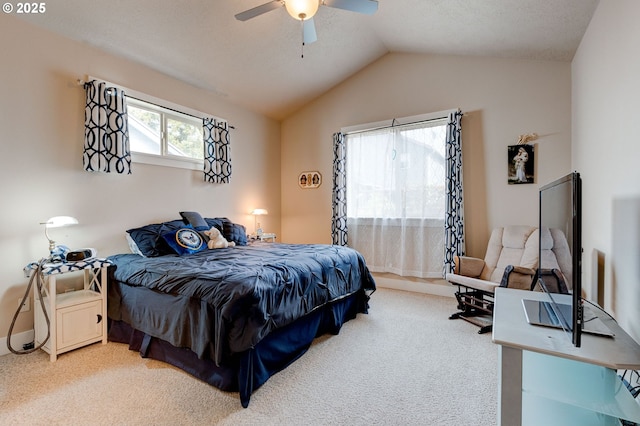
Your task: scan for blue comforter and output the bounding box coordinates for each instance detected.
[108,243,375,365]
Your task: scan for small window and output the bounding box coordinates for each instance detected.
[127,98,203,162]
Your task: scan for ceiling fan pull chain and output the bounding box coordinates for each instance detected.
[301,19,305,58]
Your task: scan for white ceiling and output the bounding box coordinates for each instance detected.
[17,0,599,120]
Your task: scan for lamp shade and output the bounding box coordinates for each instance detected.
[44,216,79,228]
[285,0,319,20]
[251,209,268,216]
[41,216,78,253]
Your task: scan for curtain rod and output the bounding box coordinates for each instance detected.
[78,78,235,129]
[344,116,448,136]
[125,95,235,129]
[342,109,460,135]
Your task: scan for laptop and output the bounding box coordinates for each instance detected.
[522,299,615,338]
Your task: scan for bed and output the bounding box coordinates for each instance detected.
[106,215,375,407]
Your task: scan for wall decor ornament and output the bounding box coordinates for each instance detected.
[299,171,322,188]
[508,144,535,184]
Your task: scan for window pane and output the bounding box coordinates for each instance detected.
[167,117,204,160]
[346,121,446,219]
[128,105,161,155]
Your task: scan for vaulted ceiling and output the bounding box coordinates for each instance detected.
[17,0,599,120]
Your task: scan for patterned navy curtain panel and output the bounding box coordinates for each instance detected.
[444,109,465,276]
[203,118,232,184]
[83,80,131,174]
[331,132,348,246]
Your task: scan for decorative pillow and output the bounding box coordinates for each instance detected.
[204,217,224,232]
[216,217,248,246]
[180,211,209,231]
[126,219,186,257]
[125,233,144,256]
[227,223,247,246]
[162,227,206,255]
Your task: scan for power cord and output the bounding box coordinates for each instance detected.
[582,297,618,322]
[7,258,51,354]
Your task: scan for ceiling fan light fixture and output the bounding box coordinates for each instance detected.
[285,0,319,21]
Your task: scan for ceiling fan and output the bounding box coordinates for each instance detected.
[235,0,379,46]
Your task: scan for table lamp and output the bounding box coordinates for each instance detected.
[250,209,268,236]
[41,216,78,252]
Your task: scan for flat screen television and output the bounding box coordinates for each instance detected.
[522,172,583,347]
[537,171,583,346]
[523,171,614,347]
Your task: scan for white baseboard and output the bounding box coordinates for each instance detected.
[0,329,34,356]
[373,275,456,298]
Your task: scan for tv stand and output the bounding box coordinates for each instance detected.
[492,288,640,425]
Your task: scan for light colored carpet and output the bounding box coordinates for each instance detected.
[0,288,497,425]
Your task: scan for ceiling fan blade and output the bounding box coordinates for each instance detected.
[322,0,378,15]
[303,18,317,44]
[235,0,283,21]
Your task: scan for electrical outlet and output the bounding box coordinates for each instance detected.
[18,297,30,313]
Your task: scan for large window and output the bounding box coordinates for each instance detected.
[127,98,203,166]
[346,120,446,220]
[345,116,448,278]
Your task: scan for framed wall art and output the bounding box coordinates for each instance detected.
[508,144,535,184]
[298,171,322,189]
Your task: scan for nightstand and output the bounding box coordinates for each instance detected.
[25,258,111,361]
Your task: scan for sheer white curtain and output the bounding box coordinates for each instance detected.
[346,120,447,278]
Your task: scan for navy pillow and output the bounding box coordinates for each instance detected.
[228,223,247,246]
[161,227,206,255]
[126,219,186,257]
[215,217,247,246]
[204,218,224,233]
[180,211,209,230]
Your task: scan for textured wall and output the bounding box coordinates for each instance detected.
[572,0,640,342]
[0,15,281,342]
[281,52,572,264]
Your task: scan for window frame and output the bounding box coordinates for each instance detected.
[342,110,454,221]
[86,76,226,171]
[341,110,453,135]
[339,109,457,278]
[127,97,203,171]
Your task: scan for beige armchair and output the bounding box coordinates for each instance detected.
[536,226,573,294]
[446,226,538,333]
